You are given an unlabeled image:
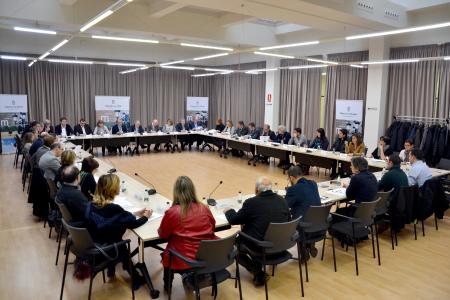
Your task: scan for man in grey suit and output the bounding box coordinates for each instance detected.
[31,135,56,167]
[39,142,64,181]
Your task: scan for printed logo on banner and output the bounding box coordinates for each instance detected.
[186,96,208,127]
[335,99,364,137]
[94,96,130,128]
[0,94,29,154]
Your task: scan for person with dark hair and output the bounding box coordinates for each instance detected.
[31,134,56,167]
[399,139,414,163]
[330,129,349,179]
[309,128,329,150]
[29,131,48,157]
[235,121,249,137]
[261,124,276,140]
[371,136,393,160]
[274,125,291,144]
[345,133,365,156]
[247,122,260,139]
[56,165,88,222]
[407,149,432,187]
[22,131,36,156]
[55,117,73,137]
[215,118,225,132]
[39,142,64,181]
[288,128,307,147]
[342,157,378,204]
[80,156,99,201]
[112,118,128,155]
[43,119,54,134]
[379,154,409,199]
[73,118,93,136]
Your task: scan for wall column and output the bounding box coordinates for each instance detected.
[264,58,281,129]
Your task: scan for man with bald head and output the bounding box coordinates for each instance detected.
[224,176,290,286]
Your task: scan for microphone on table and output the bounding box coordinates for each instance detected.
[103,157,117,174]
[134,173,157,195]
[206,181,223,206]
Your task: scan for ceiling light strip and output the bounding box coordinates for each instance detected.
[161,65,195,71]
[180,42,233,51]
[307,58,338,65]
[193,53,229,61]
[204,68,233,72]
[350,64,365,68]
[14,26,57,35]
[259,40,319,51]
[160,60,185,66]
[51,39,69,52]
[1,55,27,61]
[254,51,295,59]
[288,64,327,70]
[107,62,146,67]
[80,10,114,32]
[92,35,159,44]
[360,59,420,65]
[28,59,37,67]
[48,59,93,64]
[192,73,217,77]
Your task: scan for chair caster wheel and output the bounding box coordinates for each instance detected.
[253,164,256,167]
[150,290,160,299]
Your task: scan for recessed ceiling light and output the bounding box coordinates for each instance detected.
[307,58,338,65]
[204,68,233,73]
[1,55,27,61]
[107,62,146,67]
[28,59,37,67]
[38,52,51,60]
[48,59,93,64]
[288,64,327,70]
[120,68,138,74]
[350,64,365,68]
[360,59,420,65]
[160,60,185,66]
[161,65,195,70]
[192,73,217,77]
[245,68,277,74]
[51,39,69,52]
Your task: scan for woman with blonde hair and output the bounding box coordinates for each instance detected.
[158,176,216,291]
[87,173,152,288]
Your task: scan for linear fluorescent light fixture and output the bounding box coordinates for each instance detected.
[288,64,327,70]
[92,35,159,44]
[80,10,113,32]
[204,68,233,73]
[39,52,50,60]
[346,22,450,40]
[48,59,93,64]
[161,65,195,70]
[350,64,365,68]
[107,62,146,67]
[193,53,229,61]
[120,68,138,74]
[51,39,69,52]
[14,26,57,35]
[192,73,217,77]
[259,40,319,51]
[254,51,295,59]
[245,68,277,74]
[160,60,185,66]
[307,58,338,65]
[360,59,420,65]
[444,57,450,60]
[28,59,37,67]
[180,43,233,51]
[1,55,27,61]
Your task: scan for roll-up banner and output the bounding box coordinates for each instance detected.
[186,96,208,128]
[0,94,28,154]
[335,99,364,136]
[94,96,130,129]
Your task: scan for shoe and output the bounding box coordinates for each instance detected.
[253,273,269,287]
[309,245,318,258]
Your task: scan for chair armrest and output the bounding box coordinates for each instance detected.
[330,212,361,223]
[238,231,273,248]
[168,248,206,268]
[291,231,300,242]
[298,221,312,228]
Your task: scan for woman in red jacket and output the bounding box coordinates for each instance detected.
[158,176,216,291]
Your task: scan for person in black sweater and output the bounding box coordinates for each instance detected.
[86,173,152,288]
[54,117,74,136]
[215,118,226,132]
[371,136,394,160]
[73,118,93,136]
[330,129,349,179]
[56,165,89,223]
[224,177,290,286]
[79,156,99,201]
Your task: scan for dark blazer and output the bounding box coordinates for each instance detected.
[175,123,192,132]
[189,121,203,130]
[148,125,161,132]
[225,190,290,242]
[80,171,97,201]
[56,184,89,222]
[235,126,249,137]
[274,132,291,144]
[215,124,225,132]
[346,171,378,203]
[309,137,329,150]
[73,124,93,135]
[262,130,277,141]
[28,137,44,157]
[130,125,144,134]
[371,145,394,159]
[55,124,73,136]
[332,137,347,153]
[112,124,128,134]
[285,178,321,219]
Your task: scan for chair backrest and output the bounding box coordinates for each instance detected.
[61,219,95,257]
[195,234,237,274]
[353,198,380,227]
[375,188,394,216]
[46,178,58,199]
[437,158,450,171]
[263,218,300,254]
[55,197,73,223]
[301,204,332,233]
[14,134,23,150]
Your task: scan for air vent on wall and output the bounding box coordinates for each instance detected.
[384,9,400,19]
[357,1,374,11]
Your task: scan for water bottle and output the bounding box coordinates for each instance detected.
[143,189,149,202]
[121,180,126,193]
[333,147,336,154]
[274,182,279,194]
[237,191,243,204]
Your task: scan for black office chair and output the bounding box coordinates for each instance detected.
[396,185,421,240]
[329,199,380,275]
[436,158,450,170]
[60,219,134,300]
[297,204,333,285]
[419,178,442,234]
[54,198,74,266]
[167,234,242,300]
[238,218,303,299]
[13,134,23,169]
[374,189,395,250]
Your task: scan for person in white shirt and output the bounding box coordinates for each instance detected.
[399,139,414,163]
[407,149,432,187]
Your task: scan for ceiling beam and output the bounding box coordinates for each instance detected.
[218,13,255,27]
[59,0,78,5]
[149,1,187,18]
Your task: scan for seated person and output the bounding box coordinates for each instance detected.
[399,139,414,163]
[215,118,225,132]
[73,118,93,136]
[93,120,109,156]
[261,124,276,140]
[378,154,408,200]
[330,129,349,179]
[158,176,216,291]
[55,117,73,137]
[371,136,393,160]
[56,165,88,222]
[175,119,191,132]
[55,150,76,187]
[224,177,290,286]
[29,131,47,157]
[235,121,249,137]
[247,122,260,140]
[285,166,321,260]
[148,119,162,152]
[224,119,235,135]
[189,115,204,131]
[163,119,177,152]
[309,128,329,150]
[407,149,432,187]
[43,119,54,134]
[80,156,99,201]
[130,120,144,134]
[175,119,194,151]
[31,134,55,167]
[22,131,36,156]
[345,133,365,156]
[87,173,152,287]
[38,142,64,181]
[288,128,307,147]
[274,125,291,144]
[111,118,128,154]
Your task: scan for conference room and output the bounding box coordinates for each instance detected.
[1,0,450,299]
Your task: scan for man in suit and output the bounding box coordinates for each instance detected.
[262,124,277,140]
[285,165,321,260]
[176,119,193,151]
[148,119,162,152]
[130,120,145,154]
[379,154,409,199]
[56,165,88,222]
[73,118,93,136]
[247,122,260,140]
[224,177,290,286]
[274,125,291,144]
[235,121,249,137]
[111,118,128,155]
[38,142,64,181]
[31,134,56,167]
[54,117,73,136]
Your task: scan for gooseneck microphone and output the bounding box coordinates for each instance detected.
[206,181,223,206]
[103,157,117,174]
[134,173,157,195]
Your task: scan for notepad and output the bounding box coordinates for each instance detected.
[328,188,347,196]
[114,196,140,213]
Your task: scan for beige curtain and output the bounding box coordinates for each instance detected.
[385,45,438,127]
[438,43,450,118]
[278,59,321,137]
[324,51,368,141]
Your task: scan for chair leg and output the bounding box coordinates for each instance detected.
[88,272,94,300]
[434,214,439,230]
[395,231,398,246]
[102,270,106,283]
[193,273,200,300]
[390,225,395,250]
[375,224,381,266]
[352,226,359,276]
[55,228,63,265]
[59,244,70,300]
[271,265,275,276]
[235,258,243,300]
[263,254,269,300]
[421,220,425,237]
[49,226,52,239]
[296,243,304,297]
[331,236,337,272]
[370,225,376,259]
[321,238,326,261]
[414,223,417,240]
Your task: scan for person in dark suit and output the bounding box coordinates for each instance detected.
[330,129,349,179]
[73,118,93,136]
[80,156,99,201]
[130,120,145,134]
[111,118,128,155]
[261,124,277,141]
[224,177,290,286]
[148,119,162,152]
[235,121,249,137]
[378,154,408,200]
[215,118,225,132]
[274,125,291,144]
[285,166,321,260]
[309,128,329,150]
[175,119,193,151]
[247,122,260,140]
[54,117,73,136]
[371,136,394,160]
[56,165,88,222]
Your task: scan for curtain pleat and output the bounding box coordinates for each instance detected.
[438,43,450,118]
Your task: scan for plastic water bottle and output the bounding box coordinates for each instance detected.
[274,182,279,194]
[237,191,243,204]
[143,189,149,202]
[121,180,126,193]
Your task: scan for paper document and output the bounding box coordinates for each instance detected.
[328,188,347,196]
[114,196,140,213]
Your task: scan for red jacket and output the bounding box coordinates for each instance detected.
[158,202,217,270]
